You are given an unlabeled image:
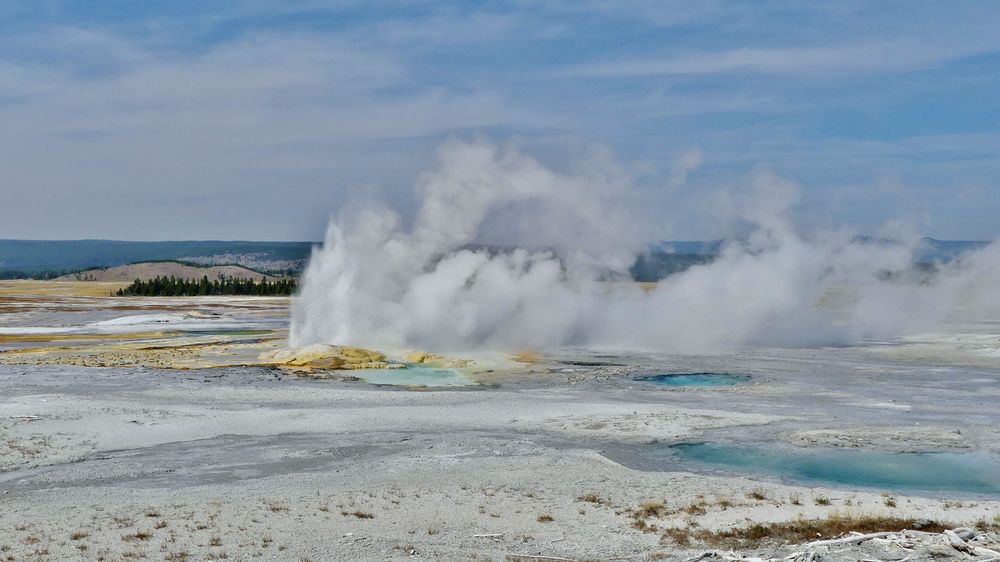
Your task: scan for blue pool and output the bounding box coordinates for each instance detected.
[665,442,1000,494]
[635,372,750,386]
[351,366,473,387]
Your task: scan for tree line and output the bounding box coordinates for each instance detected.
[116,275,296,296]
[0,269,75,280]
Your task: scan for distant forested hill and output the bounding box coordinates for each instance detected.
[913,238,990,263]
[0,240,314,278]
[0,237,989,281]
[631,238,991,282]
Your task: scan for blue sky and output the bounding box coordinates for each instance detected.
[2,1,999,241]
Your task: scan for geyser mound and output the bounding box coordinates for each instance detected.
[259,344,395,371]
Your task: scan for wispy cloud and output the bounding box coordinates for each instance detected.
[564,39,1000,78]
[1,1,999,240]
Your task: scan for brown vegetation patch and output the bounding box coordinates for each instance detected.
[0,331,172,343]
[122,530,154,542]
[977,514,1000,532]
[0,280,131,297]
[342,511,374,519]
[577,493,610,506]
[636,500,667,518]
[661,513,952,547]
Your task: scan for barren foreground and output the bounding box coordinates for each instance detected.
[1,283,999,561]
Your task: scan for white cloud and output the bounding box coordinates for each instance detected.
[2,2,1000,240]
[563,39,1000,78]
[0,27,553,239]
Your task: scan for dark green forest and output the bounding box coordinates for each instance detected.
[116,275,296,296]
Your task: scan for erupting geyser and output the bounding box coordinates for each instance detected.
[291,139,1000,353]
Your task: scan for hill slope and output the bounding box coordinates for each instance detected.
[0,239,313,276]
[58,262,284,282]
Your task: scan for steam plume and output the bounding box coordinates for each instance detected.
[290,139,998,352]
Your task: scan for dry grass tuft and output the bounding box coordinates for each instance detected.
[636,500,667,518]
[630,500,670,531]
[342,511,374,519]
[577,493,609,506]
[122,530,153,542]
[536,514,554,523]
[661,527,691,546]
[976,514,1000,532]
[683,501,707,516]
[112,515,136,528]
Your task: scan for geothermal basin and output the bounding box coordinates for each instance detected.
[1,282,999,561]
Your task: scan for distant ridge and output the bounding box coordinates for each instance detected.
[0,239,315,277]
[634,237,991,282]
[0,237,991,281]
[653,237,988,262]
[58,262,285,282]
[914,238,990,262]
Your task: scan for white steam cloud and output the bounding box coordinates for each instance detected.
[290,139,999,353]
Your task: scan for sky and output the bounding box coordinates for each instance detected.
[1,1,999,241]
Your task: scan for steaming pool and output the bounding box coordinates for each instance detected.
[634,442,1000,495]
[634,372,750,386]
[350,366,473,387]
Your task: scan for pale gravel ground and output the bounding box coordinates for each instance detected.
[2,293,1000,561]
[1,359,998,562]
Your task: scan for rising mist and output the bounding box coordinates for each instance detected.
[290,139,1000,353]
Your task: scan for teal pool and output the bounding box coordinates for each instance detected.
[351,366,473,387]
[666,442,1000,494]
[635,372,750,386]
[182,329,273,336]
